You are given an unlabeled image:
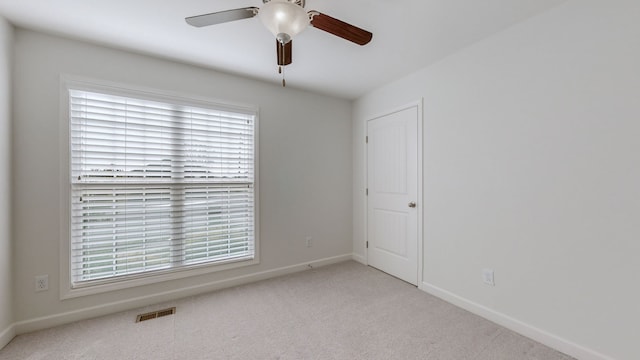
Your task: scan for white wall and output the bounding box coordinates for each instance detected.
[0,16,13,348]
[353,1,639,359]
[12,29,352,329]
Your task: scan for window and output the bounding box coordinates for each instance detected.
[67,83,257,290]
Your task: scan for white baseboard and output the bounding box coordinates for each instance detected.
[352,253,366,265]
[419,282,613,360]
[14,254,353,335]
[0,323,16,350]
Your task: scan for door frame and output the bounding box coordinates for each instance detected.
[364,99,424,285]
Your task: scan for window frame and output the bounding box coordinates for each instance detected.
[59,75,260,299]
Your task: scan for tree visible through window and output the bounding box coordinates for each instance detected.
[69,89,256,286]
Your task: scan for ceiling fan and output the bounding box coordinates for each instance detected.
[185,0,373,86]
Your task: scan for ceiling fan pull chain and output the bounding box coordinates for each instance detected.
[282,66,286,87]
[278,66,282,74]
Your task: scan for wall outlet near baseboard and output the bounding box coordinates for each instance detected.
[482,269,495,286]
[35,275,49,292]
[305,236,313,248]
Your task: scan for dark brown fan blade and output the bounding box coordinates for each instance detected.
[309,11,372,45]
[186,7,259,28]
[276,40,292,66]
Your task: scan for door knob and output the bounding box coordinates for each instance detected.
[408,202,416,208]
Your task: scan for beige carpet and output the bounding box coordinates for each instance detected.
[0,261,573,360]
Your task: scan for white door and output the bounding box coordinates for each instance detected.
[367,105,419,285]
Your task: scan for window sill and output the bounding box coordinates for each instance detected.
[61,256,259,300]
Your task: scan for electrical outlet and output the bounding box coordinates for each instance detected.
[305,236,313,248]
[482,269,495,286]
[35,275,49,292]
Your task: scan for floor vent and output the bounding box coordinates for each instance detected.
[136,307,176,323]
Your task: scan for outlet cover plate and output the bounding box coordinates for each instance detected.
[482,269,495,286]
[35,275,49,292]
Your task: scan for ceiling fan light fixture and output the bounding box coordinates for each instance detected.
[259,0,309,44]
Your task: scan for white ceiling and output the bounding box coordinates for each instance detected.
[0,0,565,99]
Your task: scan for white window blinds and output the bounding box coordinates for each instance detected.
[69,89,256,286]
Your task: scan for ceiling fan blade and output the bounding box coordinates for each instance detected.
[186,7,259,28]
[309,11,372,46]
[277,40,292,66]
